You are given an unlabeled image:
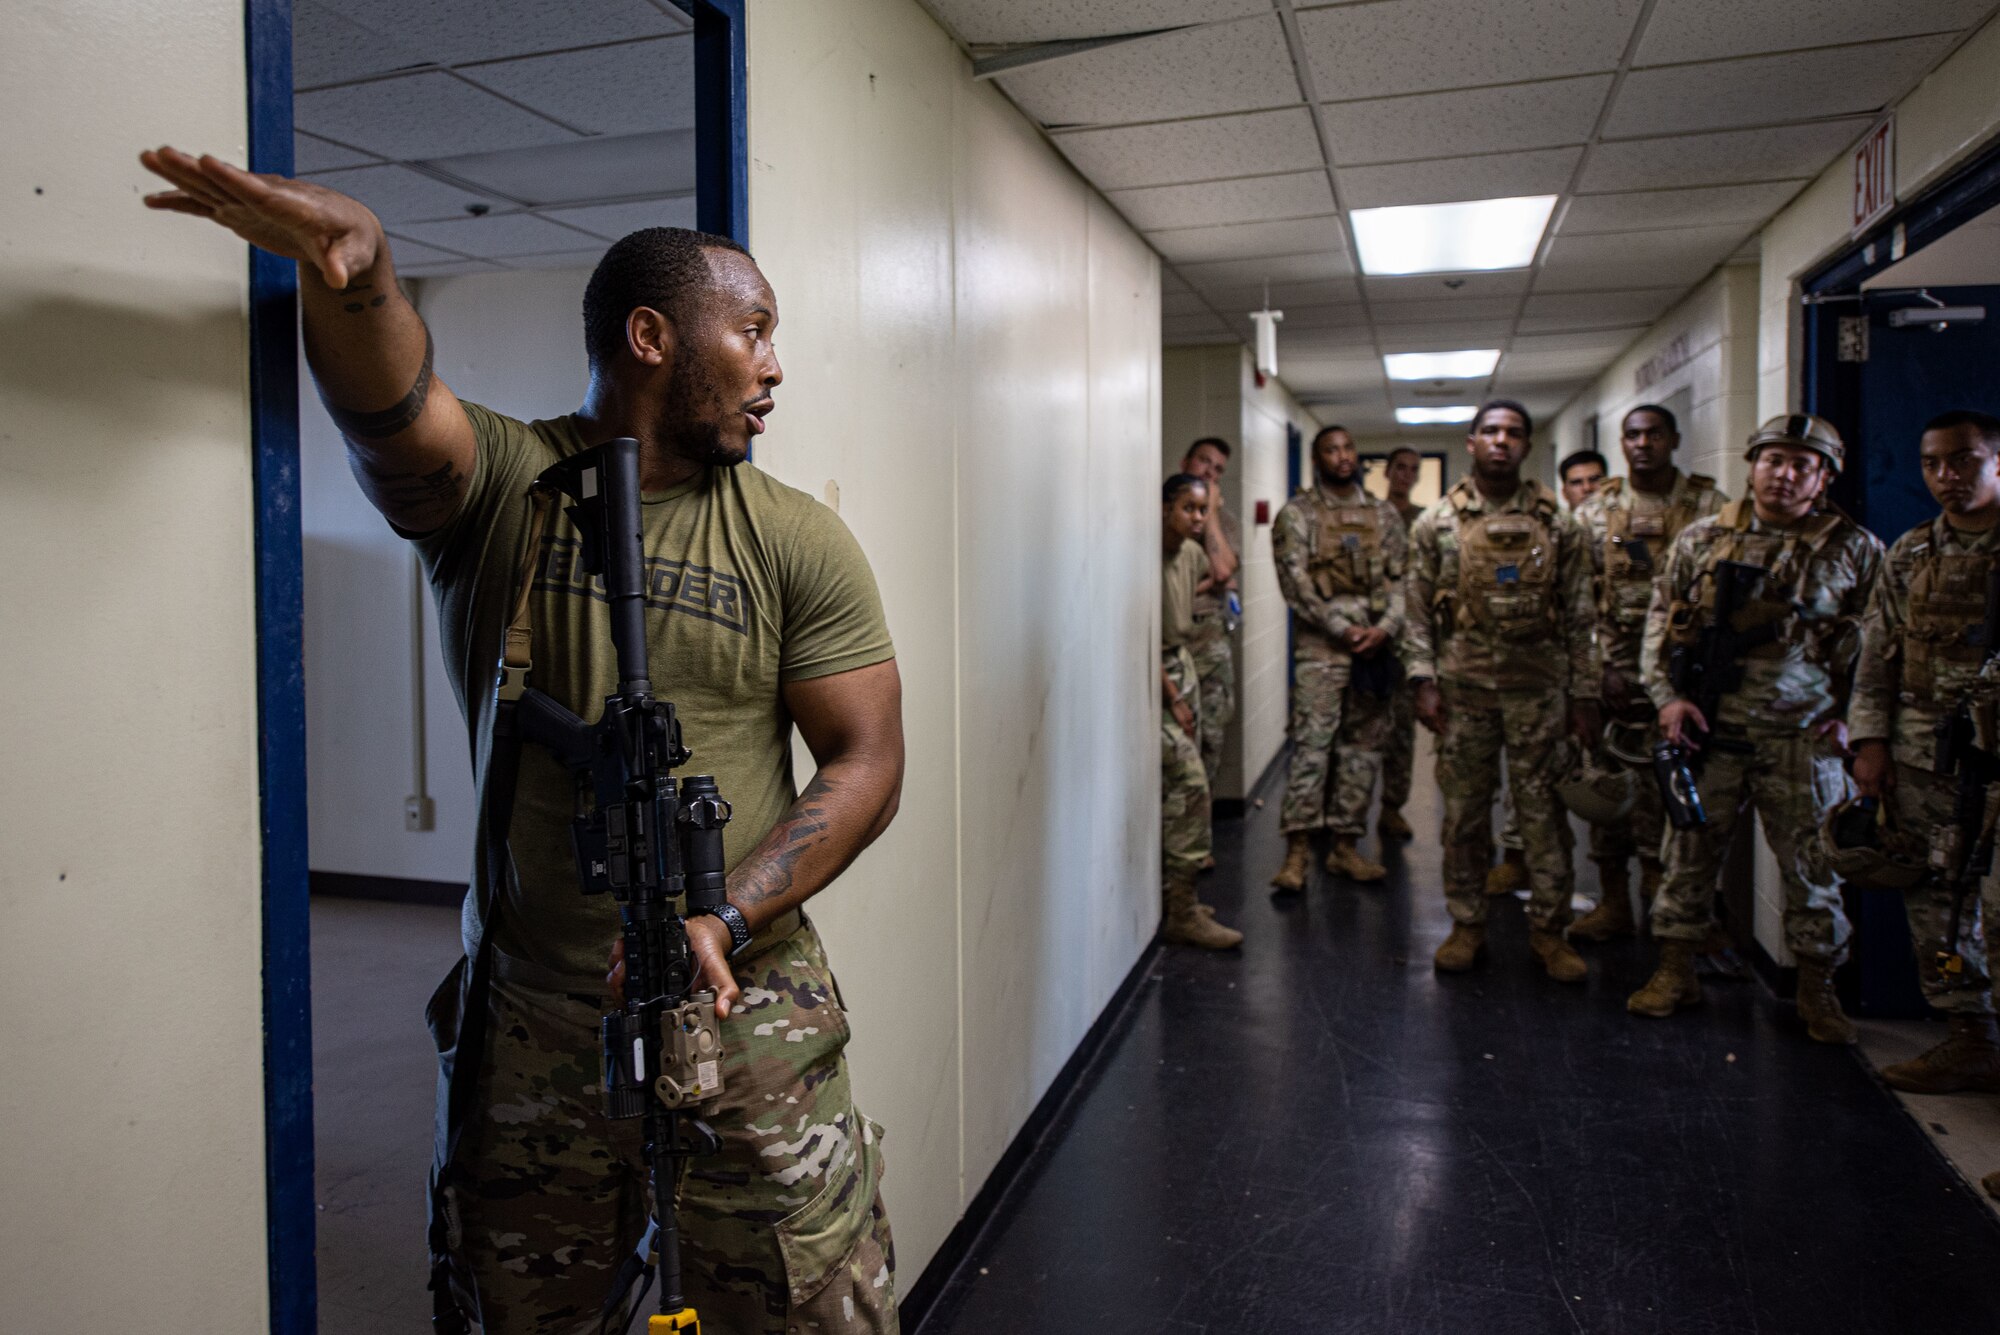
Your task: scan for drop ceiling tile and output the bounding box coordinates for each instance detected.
[1538,223,1750,291]
[459,36,694,137]
[924,0,1269,44]
[1163,290,1215,318]
[1362,271,1533,301]
[1147,215,1347,264]
[1051,107,1322,191]
[996,16,1296,126]
[294,132,379,172]
[314,0,684,67]
[1338,146,1582,210]
[502,249,610,272]
[297,71,578,160]
[1178,251,1355,288]
[1373,321,1517,349]
[1510,328,1647,357]
[543,196,700,240]
[1324,76,1608,166]
[1561,180,1801,233]
[1164,312,1239,343]
[1499,346,1624,379]
[1109,171,1333,231]
[1269,303,1368,331]
[1520,289,1680,329]
[1368,296,1522,325]
[1605,35,1955,139]
[381,235,474,266]
[400,257,504,278]
[1280,356,1385,394]
[392,211,602,258]
[1163,267,1193,294]
[1298,0,1642,102]
[293,0,428,88]
[1196,277,1362,310]
[1636,0,1990,66]
[300,163,501,223]
[426,129,697,206]
[1580,118,1872,192]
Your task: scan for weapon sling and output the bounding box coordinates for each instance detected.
[428,440,730,1335]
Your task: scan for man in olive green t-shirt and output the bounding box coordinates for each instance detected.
[141,148,906,1334]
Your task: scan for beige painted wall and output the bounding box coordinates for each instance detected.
[0,0,269,1330]
[748,0,1162,1283]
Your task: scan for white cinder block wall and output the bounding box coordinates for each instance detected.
[0,0,269,1329]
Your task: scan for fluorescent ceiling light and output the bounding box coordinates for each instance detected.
[1396,405,1478,425]
[1352,195,1557,276]
[1383,349,1500,380]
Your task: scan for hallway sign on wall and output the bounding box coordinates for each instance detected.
[1853,117,1896,236]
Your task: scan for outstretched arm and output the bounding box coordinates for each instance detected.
[140,147,475,533]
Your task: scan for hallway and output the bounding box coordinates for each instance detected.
[918,755,2000,1334]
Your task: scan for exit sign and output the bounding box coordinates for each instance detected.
[1853,118,1895,234]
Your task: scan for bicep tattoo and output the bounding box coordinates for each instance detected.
[325,328,435,441]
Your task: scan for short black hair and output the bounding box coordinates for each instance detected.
[1473,398,1533,437]
[1311,424,1353,450]
[1387,446,1421,466]
[1623,403,1679,436]
[1187,436,1233,460]
[1923,409,2000,447]
[1559,450,1608,482]
[582,226,752,374]
[1163,472,1208,504]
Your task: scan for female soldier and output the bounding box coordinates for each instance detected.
[1162,474,1244,949]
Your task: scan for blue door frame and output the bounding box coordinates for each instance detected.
[246,2,748,1328]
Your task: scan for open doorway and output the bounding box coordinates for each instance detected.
[248,2,745,1329]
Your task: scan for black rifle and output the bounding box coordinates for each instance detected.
[514,438,732,1335]
[1653,559,1788,828]
[1930,564,2000,983]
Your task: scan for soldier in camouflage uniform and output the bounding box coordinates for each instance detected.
[1378,446,1426,842]
[1850,410,2000,1091]
[1571,405,1728,941]
[1181,438,1242,808]
[1270,426,1407,890]
[1629,415,1882,1042]
[1162,474,1243,949]
[1403,401,1602,981]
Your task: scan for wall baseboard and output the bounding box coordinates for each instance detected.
[1214,743,1289,821]
[309,870,464,909]
[901,938,1164,1331]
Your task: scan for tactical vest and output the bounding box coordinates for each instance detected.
[1667,499,1843,657]
[1309,497,1384,600]
[1448,478,1561,643]
[1899,519,1996,701]
[1598,474,1716,629]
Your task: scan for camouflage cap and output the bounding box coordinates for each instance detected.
[1747,413,1845,474]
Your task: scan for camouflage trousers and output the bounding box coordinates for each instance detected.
[1891,763,1999,1015]
[1381,685,1415,813]
[1590,766,1665,870]
[429,917,897,1335]
[1188,616,1235,790]
[1650,732,1852,962]
[1438,683,1575,930]
[1163,644,1213,878]
[1280,653,1393,837]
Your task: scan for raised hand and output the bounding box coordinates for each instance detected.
[140,146,385,289]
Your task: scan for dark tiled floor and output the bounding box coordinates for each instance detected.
[918,762,2000,1335]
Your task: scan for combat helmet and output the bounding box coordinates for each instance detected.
[1557,754,1637,826]
[1818,796,1928,889]
[1601,718,1653,769]
[1746,413,1845,475]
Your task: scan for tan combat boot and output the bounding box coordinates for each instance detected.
[1433,923,1486,972]
[1162,870,1243,950]
[1627,940,1703,1017]
[1378,808,1414,840]
[1570,861,1635,942]
[1270,833,1311,892]
[1880,1015,2000,1094]
[1795,958,1856,1045]
[1529,929,1589,983]
[1325,837,1387,883]
[1485,847,1527,896]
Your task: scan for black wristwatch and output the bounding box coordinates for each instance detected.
[708,903,754,957]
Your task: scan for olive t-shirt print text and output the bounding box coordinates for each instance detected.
[419,401,896,986]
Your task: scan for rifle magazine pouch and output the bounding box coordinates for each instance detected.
[1459,512,1556,642]
[1311,506,1381,599]
[1904,550,1990,699]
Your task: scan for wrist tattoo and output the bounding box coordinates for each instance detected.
[326,328,434,440]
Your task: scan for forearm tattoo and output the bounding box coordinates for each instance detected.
[326,328,434,440]
[734,772,836,910]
